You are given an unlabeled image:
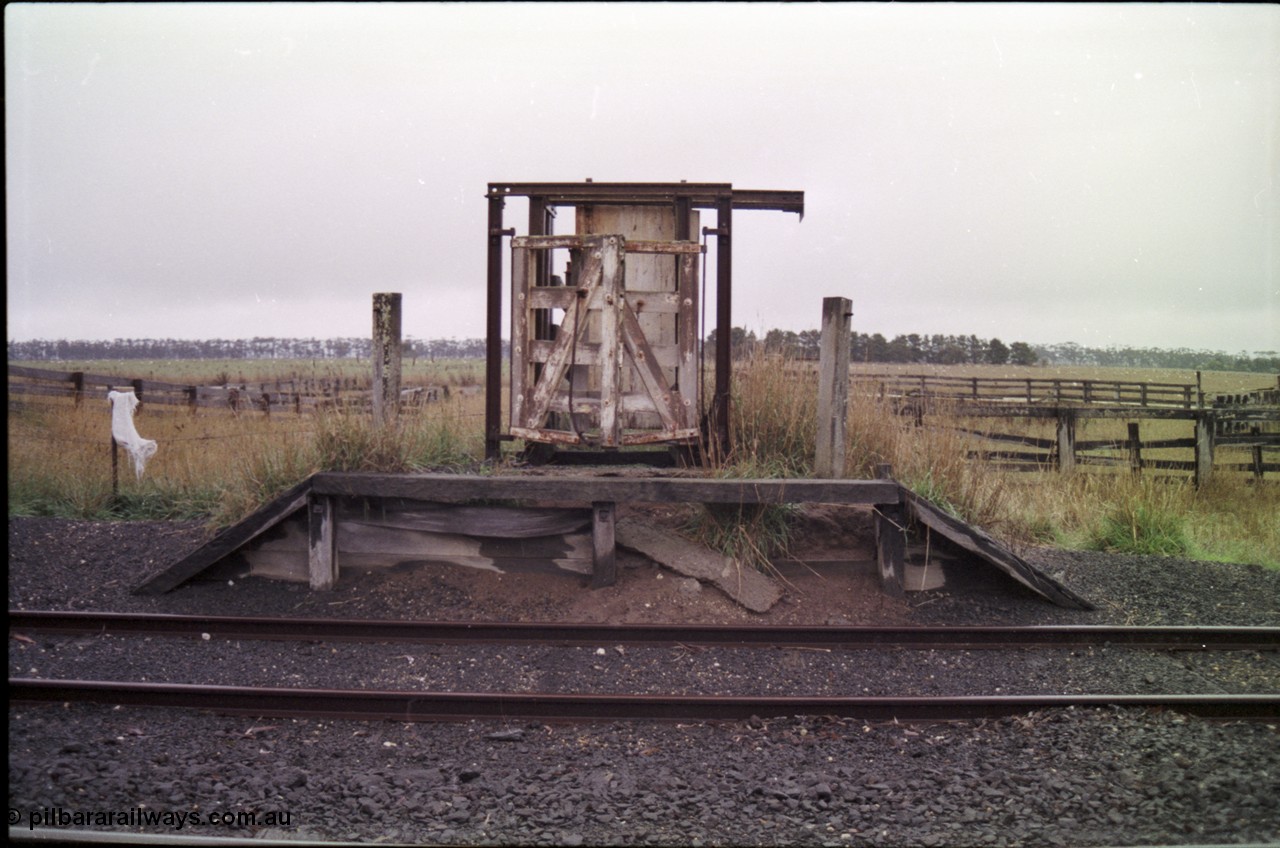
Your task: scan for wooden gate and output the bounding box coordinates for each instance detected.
[509,233,701,447]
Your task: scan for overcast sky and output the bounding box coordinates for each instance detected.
[6,2,1278,354]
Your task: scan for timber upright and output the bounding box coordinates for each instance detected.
[484,181,804,464]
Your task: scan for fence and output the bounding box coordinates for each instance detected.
[846,371,1280,411]
[805,368,1280,485]
[7,365,451,416]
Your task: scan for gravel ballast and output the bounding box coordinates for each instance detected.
[8,515,1280,846]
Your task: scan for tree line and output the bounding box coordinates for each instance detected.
[5,337,497,363]
[7,332,1279,373]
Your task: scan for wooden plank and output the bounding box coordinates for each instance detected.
[621,428,699,446]
[308,494,338,591]
[529,339,682,369]
[899,487,1095,610]
[512,234,591,250]
[510,243,530,427]
[624,240,703,255]
[1195,414,1215,488]
[591,502,617,588]
[615,517,782,613]
[1129,422,1143,475]
[340,502,591,538]
[815,297,852,478]
[8,364,76,381]
[1056,411,1076,474]
[134,478,312,594]
[598,235,623,446]
[312,472,901,506]
[524,241,604,430]
[873,465,905,595]
[620,301,681,434]
[675,251,698,428]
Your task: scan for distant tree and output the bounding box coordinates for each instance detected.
[987,338,1010,365]
[1009,341,1038,367]
[796,329,820,360]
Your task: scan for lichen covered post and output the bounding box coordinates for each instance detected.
[815,296,852,478]
[372,292,402,428]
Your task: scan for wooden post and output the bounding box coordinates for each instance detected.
[1195,371,1204,408]
[72,372,84,408]
[815,296,852,478]
[308,494,338,591]
[591,502,617,589]
[111,437,119,498]
[1056,410,1076,474]
[1194,413,1215,488]
[372,292,403,428]
[874,464,905,597]
[1127,422,1142,476]
[1251,425,1264,482]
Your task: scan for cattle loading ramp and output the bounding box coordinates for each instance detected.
[135,472,1093,611]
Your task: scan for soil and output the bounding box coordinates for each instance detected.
[8,511,1280,847]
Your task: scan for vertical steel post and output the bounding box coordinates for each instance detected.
[713,193,733,456]
[485,192,506,462]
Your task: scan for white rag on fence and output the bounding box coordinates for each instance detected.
[108,390,158,480]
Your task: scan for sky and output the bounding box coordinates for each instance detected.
[5,2,1278,354]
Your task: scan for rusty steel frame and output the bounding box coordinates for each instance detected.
[484,181,804,462]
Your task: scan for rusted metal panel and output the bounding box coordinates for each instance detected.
[487,182,803,216]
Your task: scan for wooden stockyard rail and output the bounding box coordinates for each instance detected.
[7,364,449,415]
[135,471,1093,611]
[841,371,1280,484]
[853,371,1280,410]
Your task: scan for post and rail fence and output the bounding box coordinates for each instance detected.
[7,364,449,417]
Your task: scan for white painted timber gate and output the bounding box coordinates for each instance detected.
[509,231,701,447]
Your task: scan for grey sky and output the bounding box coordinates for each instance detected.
[6,2,1278,353]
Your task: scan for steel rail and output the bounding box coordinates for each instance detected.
[10,678,1279,722]
[9,610,1280,651]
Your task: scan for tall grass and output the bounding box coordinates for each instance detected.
[9,355,1276,568]
[8,392,485,527]
[706,352,1278,569]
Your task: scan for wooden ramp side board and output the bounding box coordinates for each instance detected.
[339,502,592,539]
[311,472,900,506]
[898,486,1096,610]
[615,517,783,613]
[132,478,314,595]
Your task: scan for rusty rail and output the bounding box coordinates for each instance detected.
[11,678,1279,723]
[11,611,1280,652]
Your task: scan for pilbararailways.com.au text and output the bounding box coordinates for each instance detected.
[12,806,293,830]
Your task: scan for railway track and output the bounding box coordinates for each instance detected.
[10,610,1280,723]
[10,610,1280,650]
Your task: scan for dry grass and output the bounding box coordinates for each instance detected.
[8,371,486,525]
[715,353,1278,568]
[8,355,1276,567]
